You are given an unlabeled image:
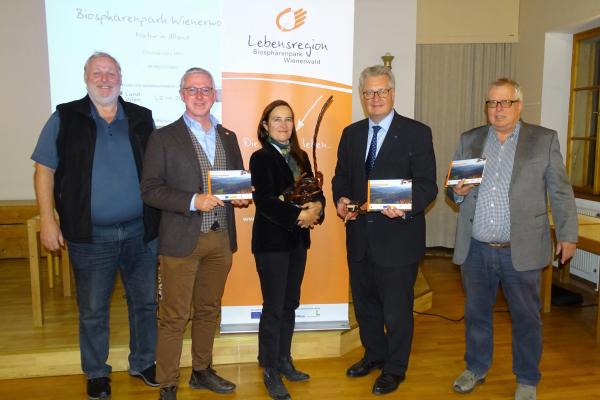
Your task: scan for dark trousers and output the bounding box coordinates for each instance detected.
[254,243,307,368]
[349,250,419,376]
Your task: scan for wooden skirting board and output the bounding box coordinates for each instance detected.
[0,272,431,380]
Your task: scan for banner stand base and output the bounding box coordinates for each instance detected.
[220,320,350,334]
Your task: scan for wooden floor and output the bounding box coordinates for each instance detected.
[0,258,129,354]
[1,256,600,399]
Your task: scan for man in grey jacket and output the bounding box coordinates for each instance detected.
[447,78,578,400]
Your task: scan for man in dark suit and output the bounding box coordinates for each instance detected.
[448,78,577,400]
[332,65,437,395]
[141,67,249,400]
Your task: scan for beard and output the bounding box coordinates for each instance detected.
[86,83,121,107]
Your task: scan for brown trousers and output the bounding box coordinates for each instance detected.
[156,230,232,387]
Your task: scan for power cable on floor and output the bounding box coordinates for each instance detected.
[413,310,464,322]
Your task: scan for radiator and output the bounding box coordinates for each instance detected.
[569,204,600,290]
[570,247,599,290]
[576,206,600,217]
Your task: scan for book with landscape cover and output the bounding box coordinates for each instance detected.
[208,170,253,200]
[445,158,486,187]
[367,179,412,211]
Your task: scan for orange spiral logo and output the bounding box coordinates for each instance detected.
[275,7,307,32]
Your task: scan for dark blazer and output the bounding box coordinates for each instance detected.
[141,117,244,257]
[250,144,325,254]
[447,122,578,270]
[332,111,437,267]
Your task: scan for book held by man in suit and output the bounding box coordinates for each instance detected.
[367,179,412,211]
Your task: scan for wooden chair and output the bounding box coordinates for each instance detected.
[27,215,71,327]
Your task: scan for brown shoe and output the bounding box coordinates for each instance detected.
[189,367,236,394]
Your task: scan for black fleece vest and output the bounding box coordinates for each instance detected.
[54,95,160,243]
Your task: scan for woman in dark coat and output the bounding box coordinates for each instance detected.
[249,100,325,400]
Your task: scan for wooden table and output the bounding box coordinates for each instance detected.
[0,200,38,259]
[27,216,71,327]
[541,214,600,341]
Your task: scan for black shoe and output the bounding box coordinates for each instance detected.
[263,368,291,400]
[189,367,236,394]
[372,372,405,395]
[278,357,310,382]
[158,386,177,400]
[129,364,160,387]
[346,358,384,377]
[87,377,111,400]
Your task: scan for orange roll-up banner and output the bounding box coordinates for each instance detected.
[220,1,354,331]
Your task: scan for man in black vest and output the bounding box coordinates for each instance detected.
[141,67,249,400]
[32,52,160,400]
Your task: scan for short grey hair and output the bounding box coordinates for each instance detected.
[180,67,215,89]
[489,77,523,101]
[359,65,395,93]
[84,52,121,76]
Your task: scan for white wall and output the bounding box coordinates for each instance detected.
[417,0,519,44]
[519,2,600,164]
[0,0,51,200]
[516,0,600,127]
[540,33,574,162]
[353,0,416,121]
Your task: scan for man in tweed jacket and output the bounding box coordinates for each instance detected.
[141,67,248,400]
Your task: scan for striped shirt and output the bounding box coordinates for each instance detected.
[472,122,521,243]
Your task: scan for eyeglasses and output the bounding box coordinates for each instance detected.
[362,88,392,99]
[182,87,214,96]
[485,99,520,109]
